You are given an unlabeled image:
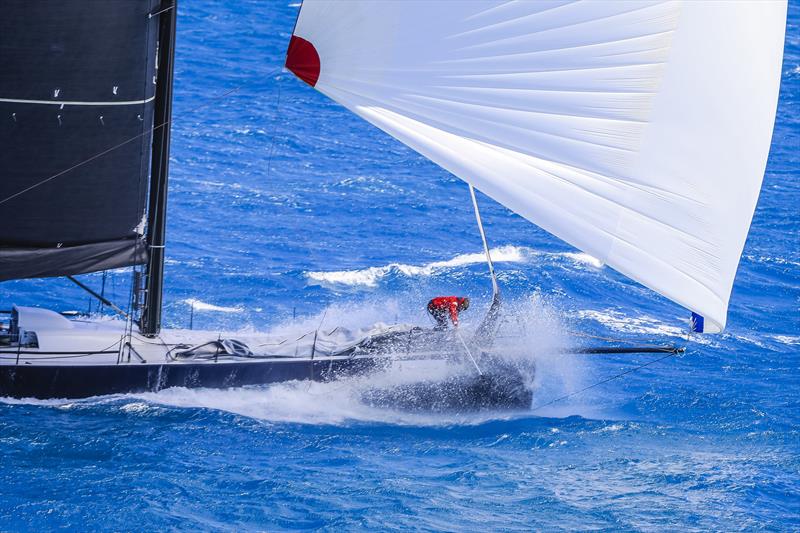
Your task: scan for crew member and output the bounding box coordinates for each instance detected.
[427,296,470,329]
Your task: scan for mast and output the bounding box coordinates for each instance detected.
[141,0,177,337]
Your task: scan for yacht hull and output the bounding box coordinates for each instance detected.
[360,361,533,411]
[0,356,377,399]
[0,307,535,406]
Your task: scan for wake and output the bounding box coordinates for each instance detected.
[0,294,625,426]
[130,295,599,426]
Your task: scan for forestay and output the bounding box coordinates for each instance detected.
[285,0,787,333]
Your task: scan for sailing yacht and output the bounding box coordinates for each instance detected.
[0,1,787,401]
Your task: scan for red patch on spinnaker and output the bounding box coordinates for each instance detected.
[285,35,320,87]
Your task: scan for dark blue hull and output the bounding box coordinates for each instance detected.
[0,356,378,399]
[360,361,533,411]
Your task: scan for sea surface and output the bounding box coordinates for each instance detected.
[1,2,798,531]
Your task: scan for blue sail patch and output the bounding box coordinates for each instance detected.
[690,312,705,333]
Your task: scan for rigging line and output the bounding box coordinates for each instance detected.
[564,329,671,349]
[265,73,285,179]
[125,265,145,346]
[469,184,499,299]
[307,308,328,386]
[0,69,282,207]
[3,338,125,360]
[530,350,683,413]
[148,4,175,19]
[125,268,139,346]
[0,124,167,207]
[455,329,483,375]
[66,275,129,319]
[0,352,120,360]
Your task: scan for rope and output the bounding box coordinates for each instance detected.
[2,337,123,361]
[530,349,684,412]
[265,74,285,179]
[455,329,482,375]
[564,328,671,349]
[0,70,282,207]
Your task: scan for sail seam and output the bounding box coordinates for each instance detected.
[355,104,727,311]
[450,2,679,52]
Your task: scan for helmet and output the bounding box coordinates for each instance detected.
[460,297,470,310]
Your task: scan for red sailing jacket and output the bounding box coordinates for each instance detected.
[427,296,467,326]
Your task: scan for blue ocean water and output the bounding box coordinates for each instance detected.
[1,1,798,530]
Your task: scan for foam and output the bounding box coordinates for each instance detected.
[306,246,603,287]
[571,309,689,338]
[307,245,528,287]
[770,334,800,345]
[1,297,618,425]
[562,252,604,269]
[184,298,243,313]
[119,402,155,414]
[130,295,601,426]
[131,378,516,427]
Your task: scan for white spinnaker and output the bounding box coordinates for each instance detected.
[288,0,787,333]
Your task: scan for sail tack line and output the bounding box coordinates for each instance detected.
[530,349,683,413]
[469,184,499,301]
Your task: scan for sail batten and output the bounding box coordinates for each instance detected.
[287,0,786,332]
[0,97,156,106]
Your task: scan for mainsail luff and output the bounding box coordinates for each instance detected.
[286,0,787,332]
[0,0,161,282]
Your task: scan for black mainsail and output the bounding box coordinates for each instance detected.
[0,0,177,336]
[0,0,161,283]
